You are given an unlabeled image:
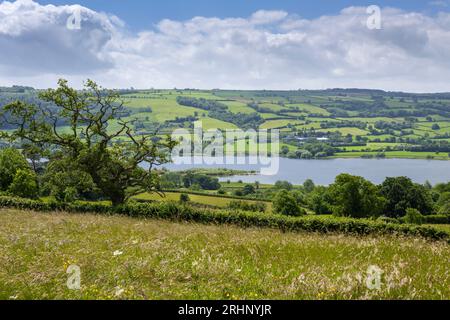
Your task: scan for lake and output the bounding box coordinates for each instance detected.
[162,157,450,185]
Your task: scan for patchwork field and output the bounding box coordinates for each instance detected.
[1,87,449,160]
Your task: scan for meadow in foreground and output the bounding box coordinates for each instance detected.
[0,209,448,300]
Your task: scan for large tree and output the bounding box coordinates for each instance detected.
[380,177,434,217]
[1,79,175,205]
[328,174,386,218]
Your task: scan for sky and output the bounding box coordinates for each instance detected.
[1,0,450,92]
[36,0,443,32]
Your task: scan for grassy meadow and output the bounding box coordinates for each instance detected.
[134,192,273,211]
[0,209,449,300]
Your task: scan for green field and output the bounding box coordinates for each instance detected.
[342,143,401,152]
[317,127,370,136]
[333,151,450,160]
[260,119,303,130]
[134,192,273,211]
[1,209,448,300]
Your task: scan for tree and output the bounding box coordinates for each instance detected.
[1,79,176,205]
[303,179,315,193]
[183,173,220,190]
[22,143,47,174]
[273,190,305,217]
[436,192,450,215]
[328,174,385,218]
[274,180,293,191]
[380,177,434,217]
[0,148,30,191]
[432,124,441,130]
[242,184,256,196]
[179,193,190,203]
[8,169,38,199]
[308,186,333,215]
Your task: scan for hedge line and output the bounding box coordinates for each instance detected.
[159,189,273,203]
[423,215,450,225]
[0,196,449,242]
[379,215,450,225]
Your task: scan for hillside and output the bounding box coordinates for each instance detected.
[1,88,449,160]
[0,209,449,300]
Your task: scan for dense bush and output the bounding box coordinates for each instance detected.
[41,156,98,202]
[404,208,424,225]
[0,196,448,242]
[8,169,38,199]
[0,148,30,191]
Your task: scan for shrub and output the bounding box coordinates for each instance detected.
[41,158,97,202]
[0,148,30,191]
[63,187,79,203]
[8,169,38,199]
[404,208,424,225]
[234,190,244,197]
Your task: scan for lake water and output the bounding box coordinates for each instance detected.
[162,157,450,185]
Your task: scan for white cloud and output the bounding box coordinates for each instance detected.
[0,0,450,92]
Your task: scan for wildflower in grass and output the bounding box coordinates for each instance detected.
[115,287,125,297]
[113,250,123,256]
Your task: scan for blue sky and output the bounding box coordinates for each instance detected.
[1,0,450,91]
[36,0,446,31]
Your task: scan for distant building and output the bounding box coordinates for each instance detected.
[296,137,329,141]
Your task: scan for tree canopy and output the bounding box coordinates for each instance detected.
[328,174,386,218]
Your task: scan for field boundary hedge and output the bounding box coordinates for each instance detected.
[379,215,450,225]
[157,189,273,203]
[0,196,449,242]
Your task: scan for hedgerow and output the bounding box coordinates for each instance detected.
[0,196,449,242]
[379,214,450,225]
[423,215,450,224]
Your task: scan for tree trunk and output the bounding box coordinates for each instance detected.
[110,191,126,206]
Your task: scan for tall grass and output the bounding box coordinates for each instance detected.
[0,209,448,300]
